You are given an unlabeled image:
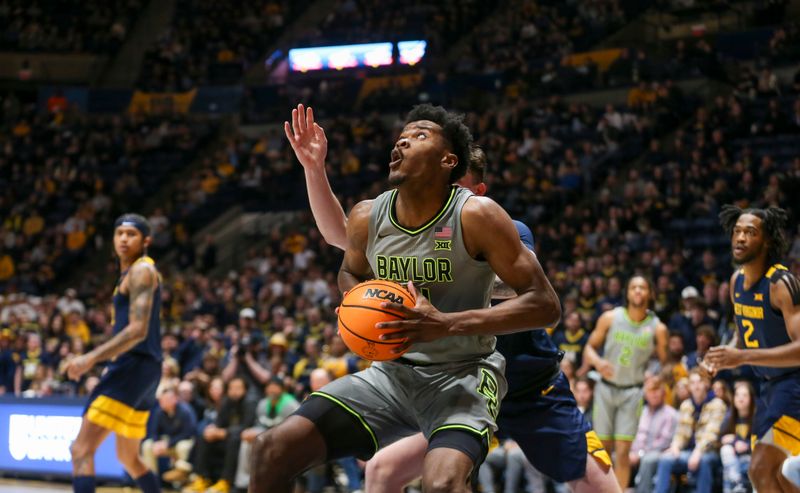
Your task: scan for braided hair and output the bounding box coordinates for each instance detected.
[719,204,789,263]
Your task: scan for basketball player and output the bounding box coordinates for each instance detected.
[281,103,619,493]
[63,214,162,493]
[250,104,562,493]
[583,276,668,490]
[703,205,800,492]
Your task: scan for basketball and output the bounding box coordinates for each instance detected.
[337,280,416,361]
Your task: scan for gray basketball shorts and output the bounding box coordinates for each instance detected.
[311,351,507,455]
[592,380,643,441]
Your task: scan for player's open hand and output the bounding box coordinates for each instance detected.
[285,104,327,172]
[62,354,94,381]
[376,281,454,354]
[705,345,744,371]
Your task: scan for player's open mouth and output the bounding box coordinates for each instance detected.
[390,149,403,168]
[733,246,745,253]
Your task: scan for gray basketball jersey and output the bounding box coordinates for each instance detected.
[366,185,496,363]
[603,307,660,386]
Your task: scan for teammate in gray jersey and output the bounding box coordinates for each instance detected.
[583,276,668,490]
[250,104,561,493]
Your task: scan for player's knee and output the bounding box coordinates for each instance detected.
[423,471,468,493]
[253,428,287,468]
[70,440,93,462]
[365,455,400,484]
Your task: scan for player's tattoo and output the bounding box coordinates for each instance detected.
[774,271,800,306]
[88,264,156,364]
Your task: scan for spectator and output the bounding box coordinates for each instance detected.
[142,386,197,482]
[552,312,590,371]
[653,369,727,493]
[14,332,45,395]
[719,381,755,493]
[0,329,16,394]
[234,377,300,489]
[184,377,256,493]
[686,324,717,370]
[176,380,206,423]
[221,313,271,401]
[573,377,594,416]
[629,376,679,493]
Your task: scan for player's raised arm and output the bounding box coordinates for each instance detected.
[285,104,348,250]
[707,271,800,369]
[337,200,375,292]
[64,262,157,381]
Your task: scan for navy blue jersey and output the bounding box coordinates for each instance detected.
[733,264,799,380]
[112,256,162,361]
[496,220,562,396]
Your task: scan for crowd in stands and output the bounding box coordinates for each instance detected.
[137,0,311,90]
[0,92,215,295]
[293,0,494,56]
[0,0,143,54]
[1,2,800,492]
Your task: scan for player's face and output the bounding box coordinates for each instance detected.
[731,214,767,265]
[389,121,454,186]
[627,277,650,308]
[113,225,147,260]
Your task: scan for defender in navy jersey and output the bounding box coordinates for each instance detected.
[278,104,619,493]
[64,214,162,493]
[706,205,800,493]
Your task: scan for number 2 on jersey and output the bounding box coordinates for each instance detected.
[618,345,632,367]
[741,319,760,348]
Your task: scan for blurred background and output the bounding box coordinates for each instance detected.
[0,0,798,491]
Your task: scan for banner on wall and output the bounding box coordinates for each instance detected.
[0,397,125,479]
[128,89,197,115]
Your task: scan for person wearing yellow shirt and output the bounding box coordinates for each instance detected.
[23,212,44,237]
[0,251,14,282]
[66,310,91,345]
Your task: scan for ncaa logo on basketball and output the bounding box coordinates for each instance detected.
[362,342,378,359]
[362,288,404,304]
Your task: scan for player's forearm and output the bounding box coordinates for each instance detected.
[448,291,561,336]
[740,340,800,367]
[338,268,364,293]
[583,344,601,367]
[87,323,147,364]
[304,168,347,250]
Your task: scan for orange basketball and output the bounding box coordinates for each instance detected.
[337,280,416,361]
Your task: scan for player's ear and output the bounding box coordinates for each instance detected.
[441,152,457,170]
[474,182,487,196]
[143,236,153,249]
